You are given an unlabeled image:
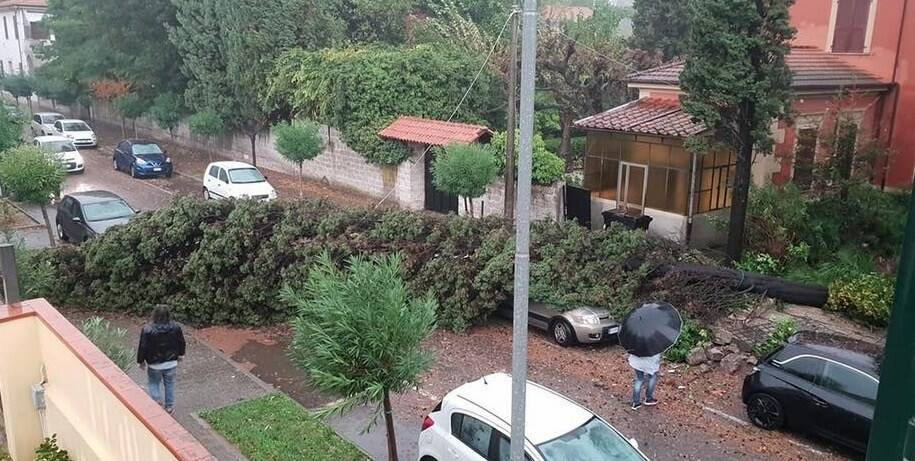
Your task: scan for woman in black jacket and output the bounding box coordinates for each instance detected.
[136,305,186,414]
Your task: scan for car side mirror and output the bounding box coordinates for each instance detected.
[629,438,639,449]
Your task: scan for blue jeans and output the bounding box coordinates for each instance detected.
[632,370,658,405]
[147,366,177,409]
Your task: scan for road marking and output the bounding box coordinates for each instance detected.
[787,439,828,457]
[701,405,749,426]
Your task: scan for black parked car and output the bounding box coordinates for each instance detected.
[742,331,881,453]
[55,191,137,243]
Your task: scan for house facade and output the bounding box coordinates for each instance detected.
[575,0,910,245]
[0,0,49,77]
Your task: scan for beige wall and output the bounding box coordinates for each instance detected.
[0,301,212,461]
[462,179,564,222]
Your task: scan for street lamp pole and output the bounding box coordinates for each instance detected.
[510,0,537,460]
[866,194,915,460]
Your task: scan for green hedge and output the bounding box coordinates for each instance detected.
[827,273,895,327]
[32,198,676,331]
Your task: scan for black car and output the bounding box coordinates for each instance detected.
[742,331,882,453]
[55,191,137,243]
[113,139,173,178]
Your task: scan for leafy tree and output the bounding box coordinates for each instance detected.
[148,92,186,136]
[433,144,499,216]
[0,146,65,247]
[268,45,502,165]
[488,130,566,185]
[538,5,635,159]
[681,0,796,261]
[274,119,325,184]
[2,75,34,109]
[632,0,691,60]
[283,252,436,461]
[188,111,226,137]
[0,105,24,153]
[113,93,149,138]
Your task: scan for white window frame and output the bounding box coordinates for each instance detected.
[826,0,879,54]
[617,161,648,212]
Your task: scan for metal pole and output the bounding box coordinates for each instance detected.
[0,243,20,305]
[504,6,519,221]
[511,0,537,460]
[867,194,915,460]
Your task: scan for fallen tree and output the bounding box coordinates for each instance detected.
[658,263,829,307]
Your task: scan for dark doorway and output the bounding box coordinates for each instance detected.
[425,149,459,214]
[793,128,817,189]
[565,185,591,227]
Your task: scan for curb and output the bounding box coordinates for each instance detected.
[189,412,251,461]
[4,199,43,227]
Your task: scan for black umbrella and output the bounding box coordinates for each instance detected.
[619,302,683,357]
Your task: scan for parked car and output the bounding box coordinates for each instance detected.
[55,191,137,243]
[418,372,648,461]
[499,302,620,347]
[203,161,277,201]
[31,112,64,136]
[3,103,22,119]
[113,139,173,178]
[53,119,97,148]
[33,135,85,173]
[742,331,881,453]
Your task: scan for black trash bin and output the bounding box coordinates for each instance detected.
[602,209,653,231]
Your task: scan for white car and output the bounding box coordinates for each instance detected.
[34,135,85,173]
[53,119,97,148]
[418,373,649,461]
[31,112,64,136]
[203,161,277,201]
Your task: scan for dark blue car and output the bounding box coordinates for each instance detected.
[113,139,173,178]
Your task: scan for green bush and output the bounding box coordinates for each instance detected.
[432,144,499,215]
[784,248,876,286]
[82,316,134,371]
[665,318,709,363]
[34,435,71,461]
[488,131,566,185]
[753,319,797,358]
[735,251,782,275]
[34,198,673,331]
[827,273,895,327]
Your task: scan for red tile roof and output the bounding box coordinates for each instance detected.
[574,98,705,137]
[379,116,491,147]
[628,47,889,91]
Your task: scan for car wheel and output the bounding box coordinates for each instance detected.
[56,223,68,242]
[113,158,119,171]
[130,164,138,178]
[203,188,211,200]
[551,319,577,347]
[746,393,785,430]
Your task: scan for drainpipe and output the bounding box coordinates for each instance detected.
[882,0,910,189]
[685,151,699,245]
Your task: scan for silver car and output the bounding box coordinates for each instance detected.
[501,302,621,347]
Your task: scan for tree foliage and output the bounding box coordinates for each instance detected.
[632,0,691,60]
[284,252,436,459]
[268,45,502,165]
[488,130,565,185]
[2,75,34,102]
[433,144,498,216]
[188,111,226,137]
[0,105,24,153]
[274,119,326,174]
[148,92,186,134]
[681,0,795,261]
[0,146,65,246]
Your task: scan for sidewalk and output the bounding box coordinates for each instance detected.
[63,310,273,461]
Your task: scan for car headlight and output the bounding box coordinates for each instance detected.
[165,157,172,163]
[577,314,600,325]
[135,157,148,165]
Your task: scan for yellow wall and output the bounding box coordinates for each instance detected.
[0,314,179,461]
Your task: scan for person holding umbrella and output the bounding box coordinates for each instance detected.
[618,302,683,410]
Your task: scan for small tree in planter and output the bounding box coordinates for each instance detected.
[433,144,499,217]
[188,111,227,163]
[148,92,186,138]
[113,93,148,138]
[282,252,436,461]
[274,119,325,190]
[0,146,65,247]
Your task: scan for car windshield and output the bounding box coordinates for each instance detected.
[537,417,644,461]
[228,168,265,184]
[42,140,76,153]
[82,200,135,222]
[62,122,90,132]
[43,115,62,124]
[132,143,163,155]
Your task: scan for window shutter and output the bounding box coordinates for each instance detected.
[832,0,872,53]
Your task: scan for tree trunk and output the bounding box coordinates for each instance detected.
[40,204,55,248]
[51,99,56,109]
[248,133,258,167]
[727,108,756,262]
[120,116,126,138]
[299,164,304,198]
[382,389,399,461]
[559,111,574,162]
[133,119,138,138]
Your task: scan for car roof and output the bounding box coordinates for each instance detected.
[34,135,72,143]
[57,119,89,124]
[36,112,63,117]
[783,331,883,376]
[122,139,159,144]
[448,373,593,445]
[209,161,257,170]
[66,190,127,204]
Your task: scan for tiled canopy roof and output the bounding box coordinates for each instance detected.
[574,98,705,137]
[378,116,491,147]
[628,47,890,91]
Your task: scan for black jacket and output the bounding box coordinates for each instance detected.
[137,321,186,365]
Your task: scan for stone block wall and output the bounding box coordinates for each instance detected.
[461,178,564,222]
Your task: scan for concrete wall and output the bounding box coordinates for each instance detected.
[589,196,725,247]
[82,102,428,210]
[461,178,564,222]
[0,300,213,461]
